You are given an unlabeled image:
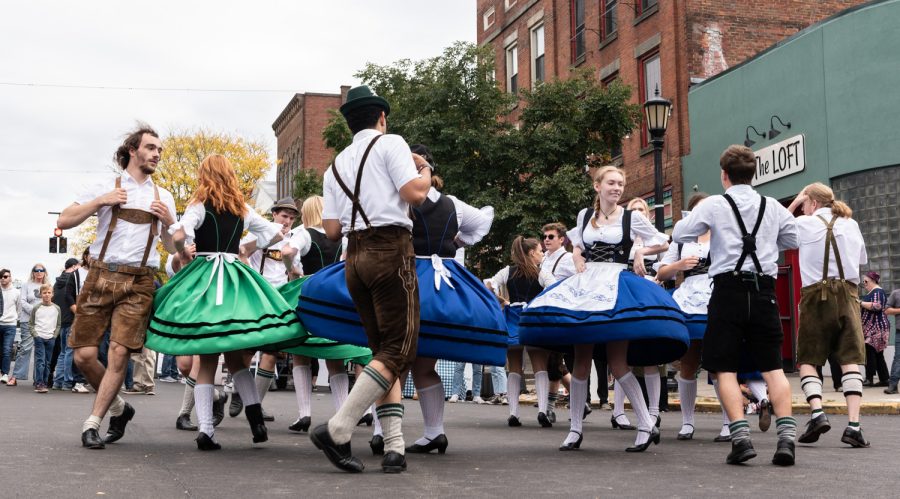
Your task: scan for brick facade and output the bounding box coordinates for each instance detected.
[272,86,350,199]
[477,0,867,222]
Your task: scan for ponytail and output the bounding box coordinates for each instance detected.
[805,182,853,218]
[830,200,852,218]
[510,236,540,281]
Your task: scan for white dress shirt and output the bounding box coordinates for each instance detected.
[323,129,420,234]
[672,184,798,278]
[76,172,177,267]
[541,247,576,280]
[243,227,303,287]
[796,207,867,286]
[423,188,495,247]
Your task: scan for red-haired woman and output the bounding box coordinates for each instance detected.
[146,154,306,450]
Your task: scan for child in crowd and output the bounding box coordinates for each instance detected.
[30,284,61,393]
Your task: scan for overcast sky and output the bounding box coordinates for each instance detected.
[0,0,475,283]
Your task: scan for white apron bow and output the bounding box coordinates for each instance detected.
[195,252,237,306]
[429,254,455,291]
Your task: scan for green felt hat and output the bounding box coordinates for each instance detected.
[340,85,390,118]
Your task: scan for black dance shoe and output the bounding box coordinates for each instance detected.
[713,433,732,443]
[104,402,135,444]
[797,413,830,443]
[289,416,311,433]
[244,403,268,443]
[676,424,694,441]
[771,439,795,466]
[310,424,364,473]
[840,427,871,448]
[538,412,552,428]
[655,414,661,428]
[382,451,407,473]
[547,407,557,423]
[558,431,583,451]
[726,439,757,464]
[176,413,198,431]
[357,413,374,426]
[228,392,243,417]
[507,415,522,427]
[583,402,593,420]
[625,427,660,452]
[211,392,227,427]
[370,434,385,455]
[405,434,448,454]
[81,429,105,449]
[611,415,636,430]
[196,432,222,451]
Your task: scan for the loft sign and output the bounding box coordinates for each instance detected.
[751,134,805,186]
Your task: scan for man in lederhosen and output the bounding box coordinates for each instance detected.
[309,85,431,473]
[58,125,177,449]
[673,145,798,466]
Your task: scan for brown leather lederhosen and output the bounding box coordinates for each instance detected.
[796,214,866,366]
[330,134,420,377]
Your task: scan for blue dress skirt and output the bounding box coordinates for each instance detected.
[298,257,509,366]
[519,263,689,366]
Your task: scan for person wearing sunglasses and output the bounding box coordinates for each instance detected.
[1,269,21,386]
[10,264,50,386]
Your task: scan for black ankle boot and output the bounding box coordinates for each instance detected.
[244,403,268,443]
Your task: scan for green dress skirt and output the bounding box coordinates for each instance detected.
[146,255,308,355]
[278,277,372,365]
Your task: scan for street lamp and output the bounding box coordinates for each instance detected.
[643,86,672,232]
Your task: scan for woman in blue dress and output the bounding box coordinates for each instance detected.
[520,166,689,452]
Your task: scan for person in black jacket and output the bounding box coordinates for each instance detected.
[49,258,81,390]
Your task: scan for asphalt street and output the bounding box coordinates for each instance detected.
[2,382,896,498]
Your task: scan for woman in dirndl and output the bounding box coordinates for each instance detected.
[519,165,689,452]
[146,154,306,450]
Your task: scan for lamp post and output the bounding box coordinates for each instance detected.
[643,86,672,232]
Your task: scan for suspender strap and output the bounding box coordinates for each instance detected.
[331,135,383,232]
[816,214,845,300]
[723,193,766,274]
[97,177,121,263]
[622,209,633,259]
[139,184,160,267]
[259,251,267,273]
[551,253,565,275]
[97,177,160,267]
[580,209,594,243]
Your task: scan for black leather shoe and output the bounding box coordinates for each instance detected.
[559,431,583,451]
[382,451,407,473]
[861,379,874,387]
[713,433,732,443]
[196,432,222,451]
[310,424,364,473]
[507,415,522,427]
[676,424,694,441]
[583,402,592,420]
[758,399,772,432]
[244,403,268,443]
[547,407,557,423]
[655,414,661,428]
[176,413,198,431]
[357,413,373,426]
[228,392,243,417]
[289,416,311,433]
[883,384,898,395]
[625,427,660,452]
[81,429,105,449]
[370,434,385,455]
[212,392,228,427]
[726,439,757,464]
[538,412,552,428]
[611,415,636,430]
[405,434,448,454]
[771,439,795,466]
[104,402,135,444]
[798,413,830,443]
[840,427,870,448]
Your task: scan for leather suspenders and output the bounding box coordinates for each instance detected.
[97,177,160,267]
[331,135,383,233]
[816,214,846,301]
[723,193,766,274]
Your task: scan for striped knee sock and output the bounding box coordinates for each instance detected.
[776,416,797,442]
[255,367,275,402]
[180,377,196,416]
[377,403,405,455]
[327,365,390,444]
[801,375,823,408]
[729,419,751,443]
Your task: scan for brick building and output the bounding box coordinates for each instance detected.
[476,0,866,223]
[272,86,350,199]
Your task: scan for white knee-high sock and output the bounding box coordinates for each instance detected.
[376,403,405,454]
[677,375,697,431]
[507,373,521,417]
[617,372,653,436]
[293,366,311,418]
[371,404,383,437]
[196,383,215,436]
[233,368,261,406]
[535,371,549,413]
[415,382,445,444]
[644,367,661,418]
[255,367,274,402]
[327,365,390,444]
[564,376,588,445]
[712,379,731,426]
[180,377,196,416]
[329,373,350,412]
[747,379,768,403]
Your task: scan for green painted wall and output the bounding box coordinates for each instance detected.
[682,0,900,202]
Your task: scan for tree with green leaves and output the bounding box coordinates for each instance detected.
[322,42,641,274]
[293,167,324,201]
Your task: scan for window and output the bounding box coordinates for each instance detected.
[601,0,617,40]
[641,187,673,229]
[639,51,661,147]
[483,7,495,30]
[570,0,585,63]
[505,0,518,10]
[531,24,545,84]
[636,0,658,16]
[506,44,518,94]
[602,72,623,158]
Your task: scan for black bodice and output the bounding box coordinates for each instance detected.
[582,209,634,265]
[301,228,342,275]
[193,202,244,254]
[412,194,459,258]
[507,265,544,303]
